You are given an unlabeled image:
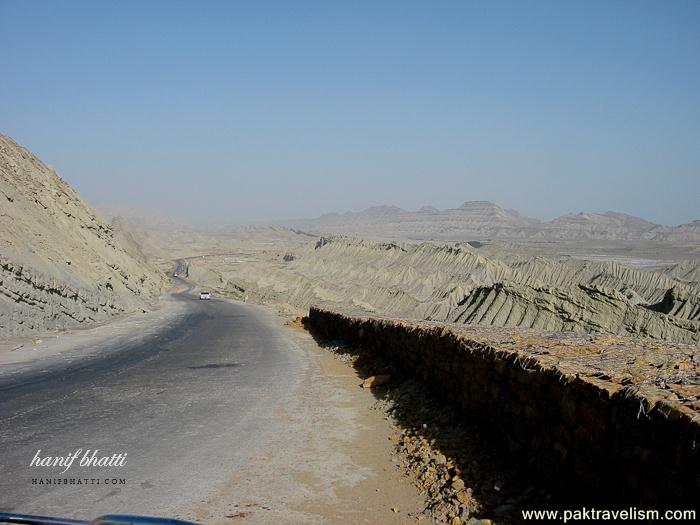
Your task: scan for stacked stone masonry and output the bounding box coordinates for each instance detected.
[306,307,700,504]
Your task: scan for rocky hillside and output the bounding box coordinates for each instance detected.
[185,236,700,344]
[289,202,700,242]
[0,135,167,336]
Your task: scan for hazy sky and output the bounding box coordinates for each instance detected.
[1,1,699,226]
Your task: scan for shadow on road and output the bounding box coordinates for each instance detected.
[188,363,241,370]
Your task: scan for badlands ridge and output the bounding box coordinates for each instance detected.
[181,235,700,345]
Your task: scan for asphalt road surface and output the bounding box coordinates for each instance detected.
[0,278,304,520]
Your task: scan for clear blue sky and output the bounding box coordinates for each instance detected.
[1,0,698,225]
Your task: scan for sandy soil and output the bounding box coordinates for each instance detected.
[188,318,432,525]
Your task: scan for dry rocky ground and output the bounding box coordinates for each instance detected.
[303,306,700,514]
[317,336,545,525]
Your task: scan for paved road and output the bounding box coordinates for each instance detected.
[0,278,304,520]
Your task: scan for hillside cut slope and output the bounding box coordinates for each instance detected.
[0,135,166,336]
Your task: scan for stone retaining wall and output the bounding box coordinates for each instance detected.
[306,307,700,504]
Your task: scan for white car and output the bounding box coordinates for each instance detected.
[199,291,211,300]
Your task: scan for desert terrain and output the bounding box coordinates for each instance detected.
[133,222,700,346]
[2,0,698,522]
[1,135,698,524]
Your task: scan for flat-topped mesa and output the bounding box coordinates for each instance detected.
[305,306,700,504]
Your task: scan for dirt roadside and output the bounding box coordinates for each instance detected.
[189,318,433,525]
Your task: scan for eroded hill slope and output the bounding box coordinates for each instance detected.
[0,135,166,336]
[184,235,699,344]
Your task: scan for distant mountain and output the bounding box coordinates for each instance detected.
[647,220,700,243]
[288,202,700,243]
[550,211,656,231]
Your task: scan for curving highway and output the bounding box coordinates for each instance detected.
[0,273,304,520]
